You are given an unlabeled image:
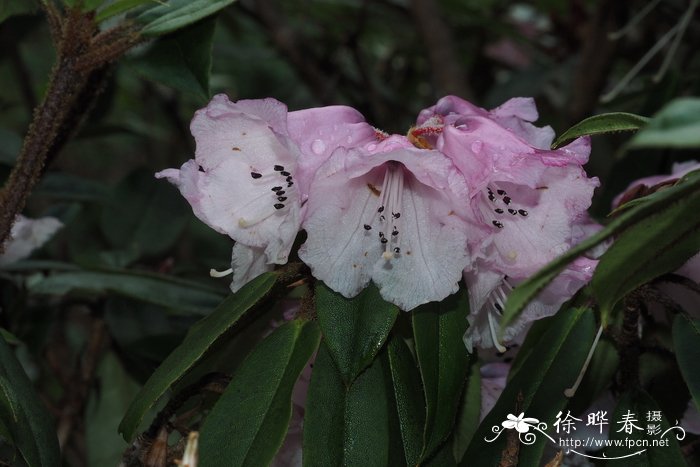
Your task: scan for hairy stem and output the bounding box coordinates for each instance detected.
[0,8,138,253]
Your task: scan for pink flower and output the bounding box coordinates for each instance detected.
[156,95,375,291]
[416,96,599,350]
[298,135,481,311]
[0,215,63,266]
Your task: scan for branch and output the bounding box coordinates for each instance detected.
[0,8,139,253]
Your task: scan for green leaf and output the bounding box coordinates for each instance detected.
[673,315,700,411]
[0,336,60,466]
[0,0,38,23]
[101,170,189,256]
[452,360,481,463]
[630,97,700,148]
[135,0,237,36]
[315,282,398,384]
[502,170,700,329]
[29,269,224,315]
[118,272,277,441]
[412,287,471,460]
[303,341,392,467]
[199,319,320,467]
[96,0,163,22]
[463,308,596,466]
[592,187,700,316]
[552,112,649,149]
[85,353,141,466]
[605,390,686,464]
[130,17,215,100]
[35,172,109,202]
[387,335,426,466]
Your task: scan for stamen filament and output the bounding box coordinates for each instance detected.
[210,268,233,278]
[564,324,604,397]
[487,311,508,353]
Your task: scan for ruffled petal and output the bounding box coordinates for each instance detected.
[229,243,274,293]
[288,106,377,195]
[298,168,382,298]
[372,179,470,310]
[301,146,474,310]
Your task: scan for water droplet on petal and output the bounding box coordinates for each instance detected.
[471,140,483,154]
[311,139,326,155]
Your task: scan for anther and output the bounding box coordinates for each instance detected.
[287,182,294,187]
[393,247,400,253]
[271,186,282,192]
[381,237,388,244]
[364,224,372,230]
[392,230,399,236]
[495,208,504,214]
[508,209,517,215]
[274,165,284,171]
[518,209,528,216]
[281,171,291,176]
[250,172,262,179]
[503,196,511,205]
[277,197,287,202]
[274,203,285,210]
[497,189,506,195]
[392,212,401,219]
[492,220,504,229]
[378,206,385,213]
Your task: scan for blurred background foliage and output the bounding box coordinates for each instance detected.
[1,0,700,465]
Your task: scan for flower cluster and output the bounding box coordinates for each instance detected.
[157,95,598,351]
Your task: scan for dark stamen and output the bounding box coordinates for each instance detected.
[271,186,282,192]
[364,224,372,230]
[492,220,504,229]
[281,171,291,176]
[250,172,262,179]
[274,165,284,171]
[495,208,504,214]
[277,197,287,202]
[274,203,285,210]
[503,196,511,205]
[518,209,528,216]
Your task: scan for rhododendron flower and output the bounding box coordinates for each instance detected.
[0,215,63,266]
[156,95,375,291]
[416,96,599,350]
[299,135,478,311]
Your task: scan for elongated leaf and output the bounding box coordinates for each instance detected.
[303,342,391,467]
[452,360,481,463]
[502,170,700,329]
[130,17,216,100]
[29,269,224,315]
[630,97,700,148]
[0,336,60,467]
[387,335,426,466]
[592,188,700,316]
[96,0,162,22]
[136,0,236,36]
[463,308,595,466]
[119,272,277,441]
[673,315,700,410]
[552,112,649,149]
[199,319,320,467]
[412,287,471,460]
[605,390,686,464]
[316,282,398,384]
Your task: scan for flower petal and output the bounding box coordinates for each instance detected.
[372,178,470,310]
[0,215,63,266]
[229,243,274,293]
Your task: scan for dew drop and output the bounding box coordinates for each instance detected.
[311,139,326,155]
